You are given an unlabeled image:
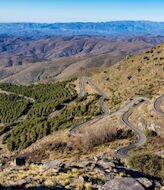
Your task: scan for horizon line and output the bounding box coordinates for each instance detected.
[0,20,164,24]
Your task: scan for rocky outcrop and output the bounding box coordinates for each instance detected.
[104,177,145,190]
[0,154,161,189]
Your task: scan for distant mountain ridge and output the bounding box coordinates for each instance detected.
[0,21,164,37]
[1,35,164,68]
[0,35,164,84]
[0,20,164,84]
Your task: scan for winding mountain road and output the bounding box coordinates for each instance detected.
[154,94,164,157]
[79,77,87,97]
[1,78,163,160]
[117,94,164,158]
[0,88,35,103]
[99,97,110,115]
[70,77,149,158]
[69,77,110,135]
[117,105,147,158]
[154,94,164,116]
[84,77,108,99]
[82,77,110,113]
[71,77,154,158]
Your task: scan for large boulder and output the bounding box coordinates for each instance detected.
[15,156,26,166]
[104,177,145,190]
[43,160,64,173]
[69,160,93,168]
[137,178,152,188]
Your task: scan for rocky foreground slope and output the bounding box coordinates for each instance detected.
[0,153,161,190]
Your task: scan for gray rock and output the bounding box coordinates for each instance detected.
[70,160,92,168]
[20,177,34,185]
[94,156,100,162]
[43,160,63,170]
[94,166,106,174]
[104,177,145,190]
[54,184,69,190]
[98,160,113,170]
[105,172,116,180]
[79,175,89,183]
[154,180,163,188]
[0,162,3,167]
[108,161,116,168]
[137,178,152,188]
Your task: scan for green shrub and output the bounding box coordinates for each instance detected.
[145,129,157,137]
[0,94,29,123]
[129,153,164,178]
[3,94,102,151]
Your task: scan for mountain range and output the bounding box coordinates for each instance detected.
[0,21,164,37]
[0,35,164,84]
[0,21,164,84]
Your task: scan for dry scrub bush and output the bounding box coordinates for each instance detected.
[69,124,134,152]
[69,125,123,152]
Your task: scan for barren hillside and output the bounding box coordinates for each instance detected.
[0,35,164,84]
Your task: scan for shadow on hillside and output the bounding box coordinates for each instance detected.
[116,164,161,180]
[115,165,163,189]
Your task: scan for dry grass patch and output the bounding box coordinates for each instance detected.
[129,98,164,137]
[0,163,105,189]
[89,44,164,112]
[69,124,134,153]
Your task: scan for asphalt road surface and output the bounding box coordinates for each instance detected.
[154,94,164,117]
[117,106,147,158]
[69,77,109,135]
[79,77,87,97]
[70,77,148,158]
[154,94,164,157]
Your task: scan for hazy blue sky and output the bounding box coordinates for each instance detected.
[0,0,164,23]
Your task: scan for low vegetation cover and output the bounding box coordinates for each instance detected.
[0,81,77,103]
[129,153,164,178]
[0,80,102,151]
[90,44,164,112]
[0,94,29,123]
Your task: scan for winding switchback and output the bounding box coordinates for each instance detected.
[70,77,149,158]
[154,94,164,117]
[79,77,87,97]
[69,77,109,135]
[117,105,147,158]
[154,95,164,157]
[0,88,35,103]
[84,77,110,114]
[85,77,108,99]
